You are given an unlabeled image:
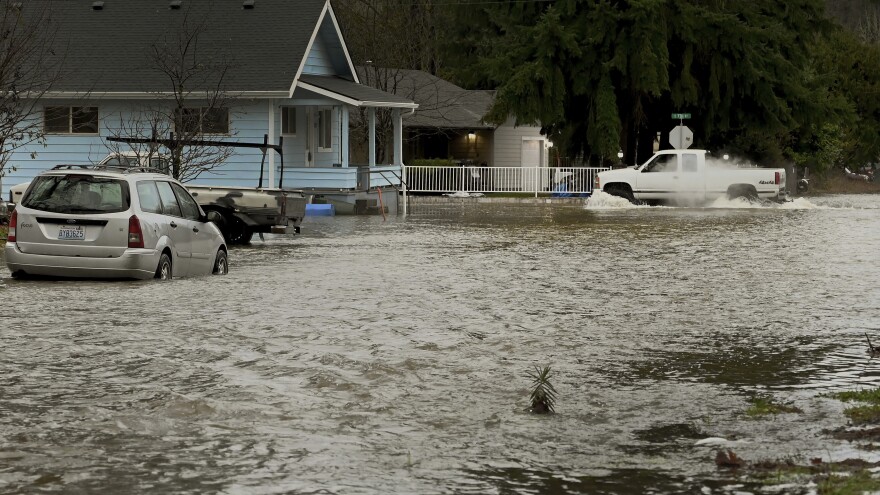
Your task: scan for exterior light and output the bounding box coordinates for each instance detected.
[723,154,729,160]
[467,132,476,141]
[617,150,623,159]
[547,141,554,148]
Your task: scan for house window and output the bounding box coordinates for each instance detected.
[44,106,99,134]
[281,106,296,135]
[176,107,229,134]
[317,108,332,151]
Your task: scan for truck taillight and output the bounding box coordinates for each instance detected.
[128,215,144,248]
[775,171,780,185]
[594,175,601,190]
[7,209,16,242]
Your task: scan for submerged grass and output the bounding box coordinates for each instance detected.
[745,396,803,417]
[831,388,880,404]
[817,470,880,494]
[750,458,880,494]
[828,387,880,425]
[0,224,6,247]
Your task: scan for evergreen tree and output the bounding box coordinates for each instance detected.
[444,0,840,166]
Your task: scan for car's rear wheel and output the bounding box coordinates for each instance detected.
[212,249,228,275]
[155,253,172,280]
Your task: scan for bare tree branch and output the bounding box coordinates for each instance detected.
[0,0,63,179]
[105,7,237,182]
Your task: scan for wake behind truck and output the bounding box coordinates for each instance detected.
[595,149,788,205]
[8,152,306,245]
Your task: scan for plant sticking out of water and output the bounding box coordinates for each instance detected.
[744,396,803,418]
[527,365,557,414]
[830,387,880,425]
[866,333,879,357]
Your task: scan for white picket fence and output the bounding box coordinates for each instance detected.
[400,165,610,214]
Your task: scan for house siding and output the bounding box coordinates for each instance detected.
[302,19,349,77]
[0,99,349,196]
[491,117,547,168]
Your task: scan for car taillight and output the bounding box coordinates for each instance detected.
[775,171,780,185]
[7,209,16,243]
[594,175,601,190]
[128,215,144,248]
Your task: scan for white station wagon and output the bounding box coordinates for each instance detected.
[5,165,228,280]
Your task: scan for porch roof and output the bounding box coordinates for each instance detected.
[298,75,418,109]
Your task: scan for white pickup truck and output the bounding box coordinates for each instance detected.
[595,149,788,204]
[8,152,307,245]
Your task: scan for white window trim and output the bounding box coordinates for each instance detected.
[281,106,297,137]
[317,107,333,152]
[44,106,100,135]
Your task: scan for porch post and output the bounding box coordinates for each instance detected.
[393,108,402,166]
[341,105,349,168]
[368,107,376,167]
[268,100,276,187]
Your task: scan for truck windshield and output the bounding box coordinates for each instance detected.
[22,175,130,213]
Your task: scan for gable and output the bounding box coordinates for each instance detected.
[301,14,354,79]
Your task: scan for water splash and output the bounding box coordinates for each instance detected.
[707,196,825,209]
[584,191,647,209]
[586,190,831,210]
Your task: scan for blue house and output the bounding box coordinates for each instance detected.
[2,0,416,212]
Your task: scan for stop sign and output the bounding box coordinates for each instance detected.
[669,125,693,149]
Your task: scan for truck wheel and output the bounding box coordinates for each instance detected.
[225,216,253,245]
[605,185,636,204]
[728,185,758,201]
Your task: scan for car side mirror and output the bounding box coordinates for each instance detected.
[206,210,224,225]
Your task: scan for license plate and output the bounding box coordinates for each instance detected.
[58,225,85,240]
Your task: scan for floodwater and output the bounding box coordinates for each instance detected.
[1,193,879,494]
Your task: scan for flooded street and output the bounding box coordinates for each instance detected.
[1,194,879,494]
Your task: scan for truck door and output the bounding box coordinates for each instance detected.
[679,153,703,201]
[637,153,680,200]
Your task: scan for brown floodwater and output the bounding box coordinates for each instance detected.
[1,193,878,494]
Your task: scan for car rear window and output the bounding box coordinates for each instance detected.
[22,174,130,214]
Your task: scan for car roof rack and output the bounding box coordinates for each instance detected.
[50,164,168,175]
